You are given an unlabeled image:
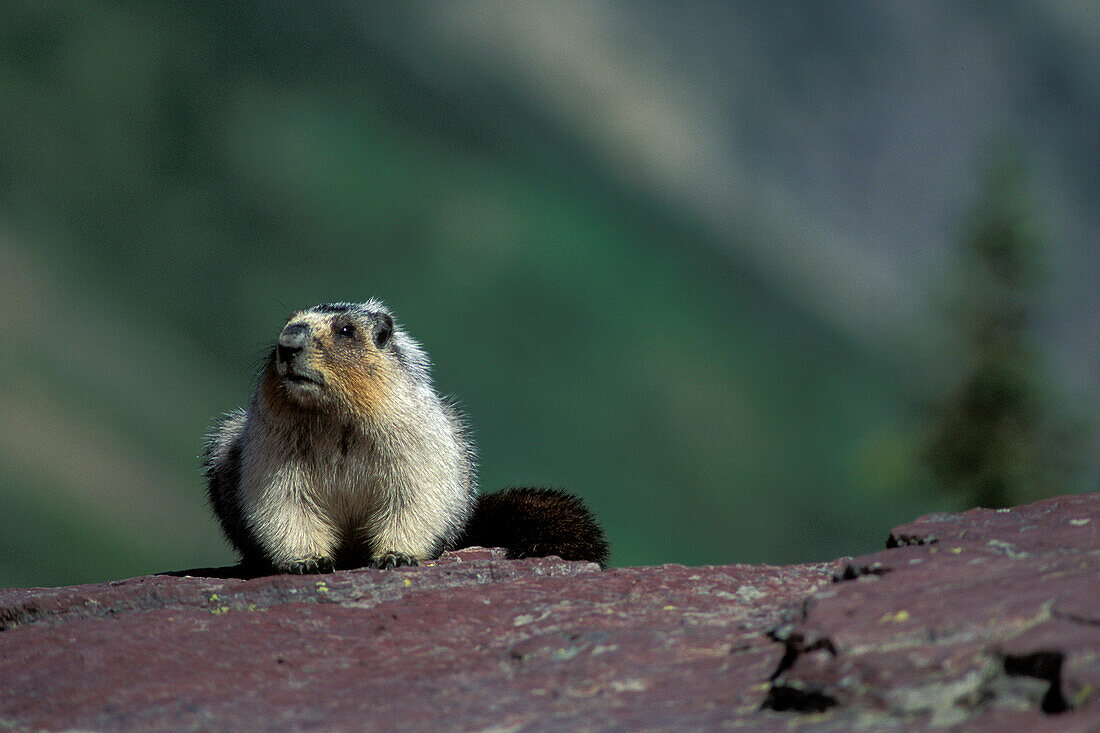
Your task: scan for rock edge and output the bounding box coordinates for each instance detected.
[2,494,1099,731]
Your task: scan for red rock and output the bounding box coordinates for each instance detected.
[2,494,1099,730]
[769,492,1100,730]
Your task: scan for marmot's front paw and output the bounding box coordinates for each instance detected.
[280,556,336,574]
[368,552,419,570]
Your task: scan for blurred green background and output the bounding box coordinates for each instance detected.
[1,2,1096,587]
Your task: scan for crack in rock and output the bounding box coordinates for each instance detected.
[760,682,839,713]
[831,561,890,583]
[886,532,937,548]
[762,607,840,714]
[1001,649,1068,714]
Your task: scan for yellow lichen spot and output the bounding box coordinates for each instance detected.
[1072,683,1095,708]
[950,547,963,554]
[209,594,219,602]
[210,606,230,616]
[315,581,329,594]
[662,605,677,611]
[1069,518,1091,526]
[403,578,413,587]
[879,610,910,624]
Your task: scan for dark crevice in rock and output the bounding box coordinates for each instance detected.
[770,620,836,682]
[831,561,890,583]
[758,589,849,717]
[1002,650,1068,714]
[765,632,836,681]
[761,684,839,713]
[766,642,801,683]
[765,598,836,683]
[886,532,937,548]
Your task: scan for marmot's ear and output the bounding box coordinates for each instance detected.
[373,312,394,348]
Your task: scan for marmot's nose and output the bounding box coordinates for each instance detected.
[277,323,310,363]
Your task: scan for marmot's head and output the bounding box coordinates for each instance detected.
[260,300,430,419]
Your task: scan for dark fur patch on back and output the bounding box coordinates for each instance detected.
[204,438,269,567]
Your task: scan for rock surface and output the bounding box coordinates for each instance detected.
[2,493,1099,731]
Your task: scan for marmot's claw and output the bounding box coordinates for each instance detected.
[281,557,336,574]
[369,552,419,570]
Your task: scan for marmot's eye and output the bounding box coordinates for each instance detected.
[335,323,356,339]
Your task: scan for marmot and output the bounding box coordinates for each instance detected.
[204,300,608,573]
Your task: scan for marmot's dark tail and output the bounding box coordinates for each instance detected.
[457,488,609,568]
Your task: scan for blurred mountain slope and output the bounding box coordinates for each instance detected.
[372,0,1098,390]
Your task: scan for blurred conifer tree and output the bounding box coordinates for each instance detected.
[925,143,1086,508]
